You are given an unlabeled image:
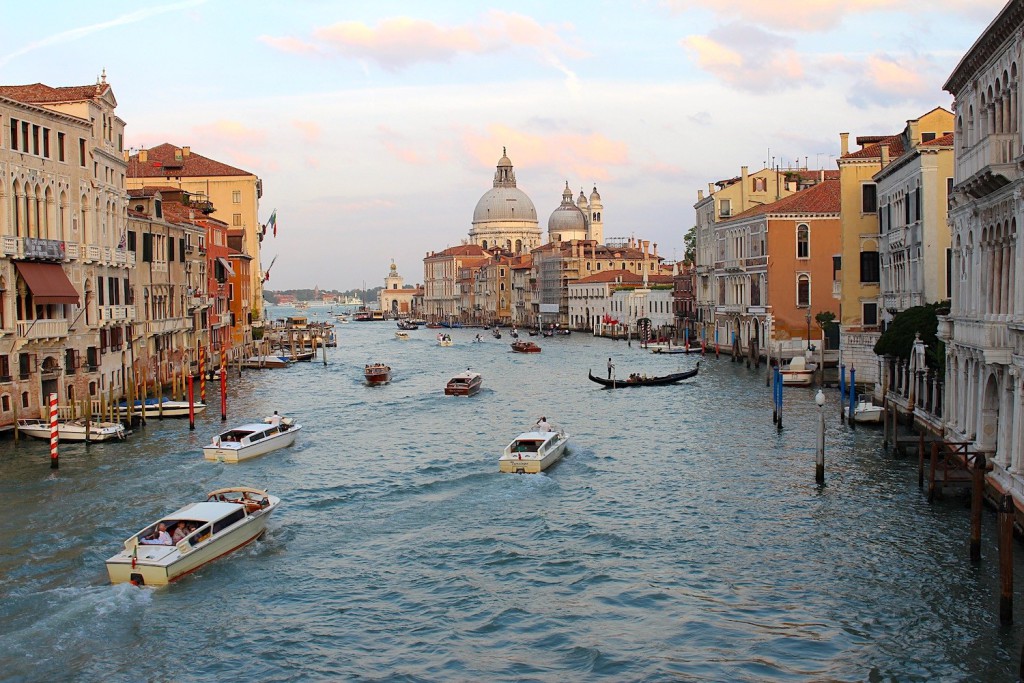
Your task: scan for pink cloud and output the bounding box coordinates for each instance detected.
[462,125,629,182]
[664,0,1004,31]
[262,11,584,72]
[192,120,268,146]
[847,54,941,107]
[375,124,429,165]
[292,120,322,143]
[258,35,322,56]
[682,25,805,93]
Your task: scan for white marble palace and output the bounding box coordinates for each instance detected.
[942,0,1024,488]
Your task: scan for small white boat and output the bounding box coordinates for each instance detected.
[203,418,302,463]
[499,426,571,474]
[118,397,207,418]
[336,314,349,323]
[437,333,454,347]
[853,400,884,424]
[780,356,815,386]
[105,487,280,586]
[395,332,410,340]
[241,355,293,369]
[17,418,126,442]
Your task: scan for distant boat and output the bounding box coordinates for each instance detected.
[364,363,392,385]
[118,397,207,418]
[587,363,699,388]
[241,355,293,369]
[445,370,482,396]
[511,340,541,353]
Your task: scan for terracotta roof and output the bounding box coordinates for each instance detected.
[729,179,841,221]
[922,133,954,146]
[842,134,905,160]
[0,82,110,104]
[573,269,645,284]
[128,143,253,178]
[427,244,488,258]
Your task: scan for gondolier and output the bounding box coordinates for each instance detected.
[607,358,614,379]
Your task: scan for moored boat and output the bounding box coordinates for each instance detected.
[445,370,482,396]
[853,400,884,424]
[499,425,570,474]
[17,418,126,442]
[364,363,392,384]
[241,354,293,369]
[203,418,302,463]
[587,362,699,388]
[118,397,207,418]
[511,340,541,353]
[780,356,815,386]
[105,487,280,586]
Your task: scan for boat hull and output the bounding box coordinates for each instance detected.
[587,364,699,388]
[780,371,814,386]
[17,419,125,442]
[203,426,302,462]
[119,401,207,418]
[365,368,391,384]
[853,405,884,423]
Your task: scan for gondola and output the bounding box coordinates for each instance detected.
[587,362,699,388]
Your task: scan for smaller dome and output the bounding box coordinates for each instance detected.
[548,182,588,237]
[590,186,601,202]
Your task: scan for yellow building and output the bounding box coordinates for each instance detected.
[835,107,953,384]
[126,144,265,321]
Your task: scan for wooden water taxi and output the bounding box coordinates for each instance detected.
[105,487,280,586]
[365,363,392,384]
[445,370,482,396]
[511,340,541,353]
[499,425,570,474]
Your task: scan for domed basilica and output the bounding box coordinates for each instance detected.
[470,149,605,253]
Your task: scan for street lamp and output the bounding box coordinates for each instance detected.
[805,310,812,350]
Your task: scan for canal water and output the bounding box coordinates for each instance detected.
[2,307,1024,681]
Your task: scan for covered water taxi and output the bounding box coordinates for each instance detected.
[203,418,302,463]
[499,425,570,474]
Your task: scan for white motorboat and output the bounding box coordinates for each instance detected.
[499,426,571,474]
[203,418,302,463]
[395,332,410,340]
[241,355,293,369]
[853,400,884,424]
[105,487,280,586]
[17,418,125,442]
[780,356,815,386]
[437,333,454,347]
[118,397,207,418]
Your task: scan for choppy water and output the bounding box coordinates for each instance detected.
[2,307,1024,682]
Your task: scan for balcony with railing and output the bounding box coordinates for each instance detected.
[951,318,1012,362]
[145,316,192,336]
[83,244,101,263]
[882,291,923,312]
[722,259,745,272]
[16,318,69,340]
[956,133,1020,193]
[98,305,136,324]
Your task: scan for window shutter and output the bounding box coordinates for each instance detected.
[142,233,153,262]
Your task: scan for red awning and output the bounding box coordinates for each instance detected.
[15,261,80,305]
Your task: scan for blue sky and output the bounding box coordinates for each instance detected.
[0,0,1007,290]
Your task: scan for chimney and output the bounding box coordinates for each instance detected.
[819,170,824,182]
[840,132,850,156]
[183,146,191,158]
[643,240,650,257]
[698,189,704,201]
[653,243,658,259]
[880,144,890,167]
[139,149,148,163]
[708,183,715,195]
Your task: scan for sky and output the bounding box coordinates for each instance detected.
[0,0,1008,290]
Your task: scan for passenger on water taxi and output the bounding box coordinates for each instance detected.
[140,523,172,545]
[171,523,188,544]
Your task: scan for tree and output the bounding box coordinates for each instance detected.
[814,311,837,349]
[872,303,945,371]
[683,226,696,265]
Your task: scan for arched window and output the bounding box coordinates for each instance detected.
[797,224,809,259]
[797,274,810,308]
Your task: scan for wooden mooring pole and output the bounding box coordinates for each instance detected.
[999,493,1014,625]
[970,453,986,563]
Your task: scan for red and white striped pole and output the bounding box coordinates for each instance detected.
[199,346,207,404]
[187,374,195,431]
[48,392,59,469]
[220,365,227,422]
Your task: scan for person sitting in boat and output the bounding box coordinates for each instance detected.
[171,523,189,544]
[535,416,551,433]
[140,523,172,545]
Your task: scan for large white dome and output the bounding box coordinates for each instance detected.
[473,186,537,224]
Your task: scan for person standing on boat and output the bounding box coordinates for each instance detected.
[269,411,282,428]
[536,417,551,433]
[607,358,615,379]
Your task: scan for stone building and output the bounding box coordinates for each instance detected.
[941,0,1024,479]
[470,150,540,254]
[378,261,418,317]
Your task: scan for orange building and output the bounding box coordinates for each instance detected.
[714,180,841,359]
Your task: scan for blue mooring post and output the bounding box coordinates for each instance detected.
[772,367,778,423]
[848,367,856,424]
[777,369,784,431]
[839,363,847,422]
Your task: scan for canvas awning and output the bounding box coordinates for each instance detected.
[217,257,236,277]
[14,261,79,304]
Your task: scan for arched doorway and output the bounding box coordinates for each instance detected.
[978,371,1000,452]
[39,355,61,408]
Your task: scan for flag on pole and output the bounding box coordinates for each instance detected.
[268,209,277,237]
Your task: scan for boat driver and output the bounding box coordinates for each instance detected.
[140,523,172,545]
